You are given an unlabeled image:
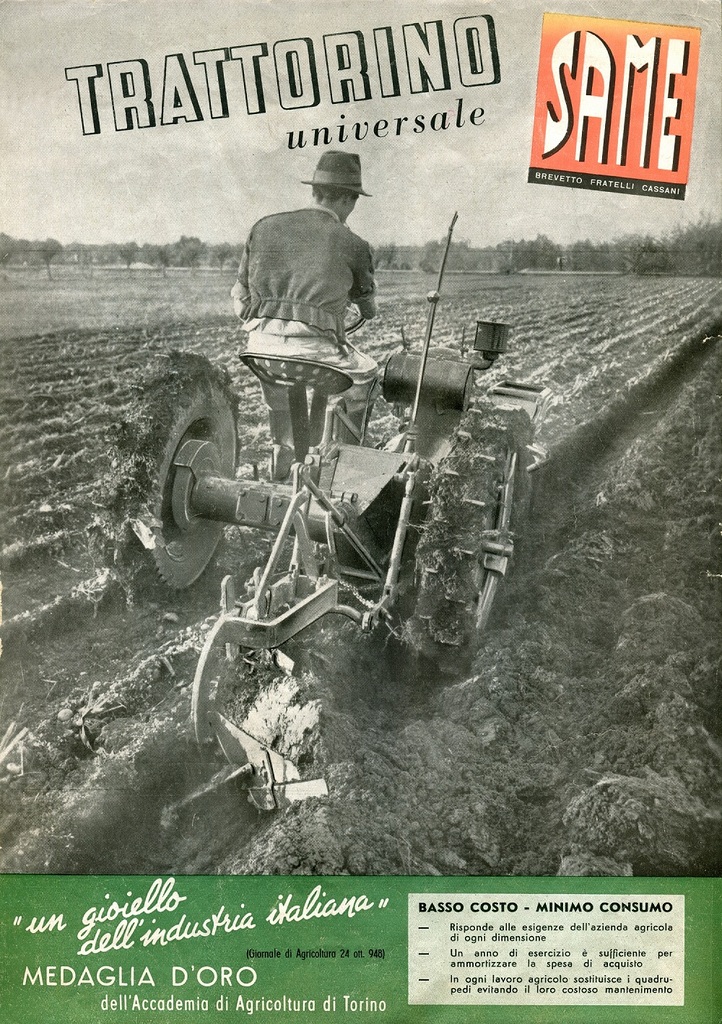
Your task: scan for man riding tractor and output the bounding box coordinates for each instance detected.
[231,151,379,481]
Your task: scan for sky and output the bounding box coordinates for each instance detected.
[1,0,720,249]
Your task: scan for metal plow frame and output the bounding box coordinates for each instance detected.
[191,454,420,807]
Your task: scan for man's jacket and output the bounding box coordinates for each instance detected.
[237,207,375,340]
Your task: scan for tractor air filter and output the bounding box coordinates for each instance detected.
[474,320,509,357]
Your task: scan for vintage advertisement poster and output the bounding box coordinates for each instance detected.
[0,0,720,1020]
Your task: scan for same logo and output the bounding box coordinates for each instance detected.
[529,13,700,199]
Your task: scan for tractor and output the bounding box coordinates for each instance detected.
[117,215,551,810]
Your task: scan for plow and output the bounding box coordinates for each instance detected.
[121,216,551,812]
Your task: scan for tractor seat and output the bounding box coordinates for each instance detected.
[240,355,353,396]
[240,354,355,462]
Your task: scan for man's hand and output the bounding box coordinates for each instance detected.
[355,295,377,320]
[230,280,246,320]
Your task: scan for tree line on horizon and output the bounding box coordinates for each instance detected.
[403,217,721,277]
[1,218,720,279]
[0,235,233,280]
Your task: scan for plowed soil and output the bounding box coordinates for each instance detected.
[1,271,720,878]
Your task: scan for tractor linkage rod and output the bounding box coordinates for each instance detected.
[406,211,458,447]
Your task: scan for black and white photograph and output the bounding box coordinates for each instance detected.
[1,0,720,894]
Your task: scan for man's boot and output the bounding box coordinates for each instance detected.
[266,404,295,482]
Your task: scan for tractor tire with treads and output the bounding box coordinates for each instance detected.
[109,351,238,589]
[405,398,534,664]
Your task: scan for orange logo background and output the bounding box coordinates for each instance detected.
[530,12,700,185]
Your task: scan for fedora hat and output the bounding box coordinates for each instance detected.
[302,151,371,196]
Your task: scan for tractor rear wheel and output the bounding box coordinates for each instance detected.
[113,351,238,589]
[406,398,533,663]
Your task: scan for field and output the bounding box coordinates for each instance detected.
[0,267,720,877]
